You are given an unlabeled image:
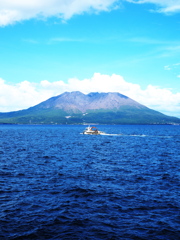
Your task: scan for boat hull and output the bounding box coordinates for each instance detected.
[83,131,102,135]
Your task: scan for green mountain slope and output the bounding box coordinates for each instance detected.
[0,91,179,125]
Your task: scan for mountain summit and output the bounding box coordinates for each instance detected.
[33,91,144,113]
[0,91,180,125]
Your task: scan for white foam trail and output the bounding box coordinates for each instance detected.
[80,133,174,138]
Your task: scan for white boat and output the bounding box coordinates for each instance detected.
[83,126,105,135]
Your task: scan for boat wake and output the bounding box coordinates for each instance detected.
[100,133,147,137]
[100,133,123,136]
[81,133,174,138]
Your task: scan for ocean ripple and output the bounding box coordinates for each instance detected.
[0,125,180,239]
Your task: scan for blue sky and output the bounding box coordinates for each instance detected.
[0,0,180,117]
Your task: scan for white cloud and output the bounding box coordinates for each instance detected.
[1,0,180,26]
[0,73,180,117]
[0,0,118,26]
[164,63,180,76]
[126,0,180,14]
[164,65,171,70]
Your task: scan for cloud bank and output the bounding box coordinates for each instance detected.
[0,73,180,117]
[127,0,180,14]
[0,0,180,26]
[0,0,118,26]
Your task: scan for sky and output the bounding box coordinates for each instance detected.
[0,0,180,117]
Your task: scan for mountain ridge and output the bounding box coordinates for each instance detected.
[32,91,145,113]
[0,91,179,125]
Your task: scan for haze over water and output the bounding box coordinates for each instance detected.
[1,125,180,239]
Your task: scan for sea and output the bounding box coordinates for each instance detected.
[0,124,180,240]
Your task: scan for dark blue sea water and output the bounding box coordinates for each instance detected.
[0,125,180,240]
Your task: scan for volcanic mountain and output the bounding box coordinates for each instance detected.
[0,91,179,124]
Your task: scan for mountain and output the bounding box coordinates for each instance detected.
[0,91,179,125]
[31,91,143,112]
